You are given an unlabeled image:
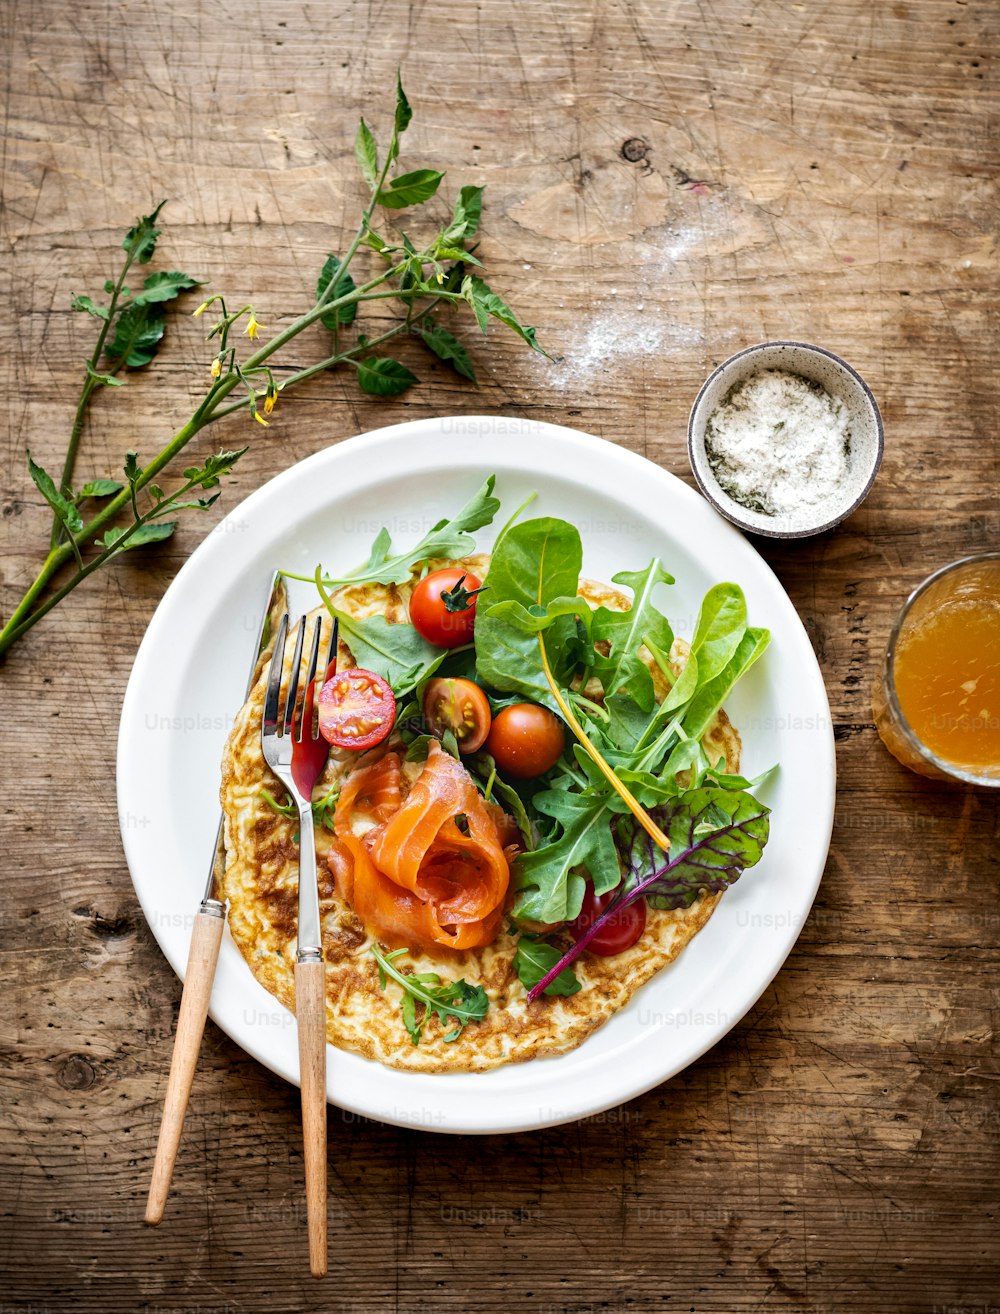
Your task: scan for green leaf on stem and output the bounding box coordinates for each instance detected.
[27,452,83,536]
[123,201,166,264]
[106,304,165,368]
[132,271,202,305]
[377,169,445,210]
[355,117,379,188]
[393,71,412,138]
[316,255,358,328]
[84,363,124,388]
[71,294,109,320]
[356,356,418,396]
[417,321,477,381]
[461,275,550,357]
[79,479,125,498]
[99,521,176,553]
[443,184,484,243]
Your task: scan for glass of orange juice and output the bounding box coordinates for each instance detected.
[873,553,1000,785]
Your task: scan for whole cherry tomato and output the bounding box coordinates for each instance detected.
[486,703,565,779]
[568,885,646,956]
[409,568,485,648]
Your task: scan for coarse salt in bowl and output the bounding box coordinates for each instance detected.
[687,341,884,538]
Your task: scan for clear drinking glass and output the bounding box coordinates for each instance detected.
[873,552,1000,786]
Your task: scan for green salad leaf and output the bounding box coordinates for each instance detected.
[514,938,581,998]
[372,944,489,1045]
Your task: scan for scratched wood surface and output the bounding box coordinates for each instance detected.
[1,0,998,1310]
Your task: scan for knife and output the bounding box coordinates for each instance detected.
[146,569,286,1226]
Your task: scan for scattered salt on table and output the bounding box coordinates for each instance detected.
[705,369,851,517]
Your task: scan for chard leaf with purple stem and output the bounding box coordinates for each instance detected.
[525,785,769,1002]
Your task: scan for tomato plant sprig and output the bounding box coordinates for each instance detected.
[1,75,549,661]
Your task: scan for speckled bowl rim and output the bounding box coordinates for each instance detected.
[687,340,885,539]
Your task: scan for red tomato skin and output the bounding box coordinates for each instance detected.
[422,677,492,753]
[485,703,565,779]
[409,569,483,648]
[569,886,646,956]
[318,668,396,751]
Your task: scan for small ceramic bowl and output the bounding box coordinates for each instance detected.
[687,340,884,538]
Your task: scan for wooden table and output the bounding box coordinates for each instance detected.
[2,1,997,1309]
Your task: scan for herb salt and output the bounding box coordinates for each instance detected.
[704,369,851,516]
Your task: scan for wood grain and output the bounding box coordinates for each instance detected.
[1,0,998,1310]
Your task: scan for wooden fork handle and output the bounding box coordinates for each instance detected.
[145,905,225,1225]
[296,955,328,1278]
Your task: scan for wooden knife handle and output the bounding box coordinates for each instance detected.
[145,907,225,1225]
[295,956,328,1278]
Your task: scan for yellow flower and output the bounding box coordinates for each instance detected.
[252,408,269,427]
[264,385,278,415]
[246,310,264,341]
[192,300,211,318]
[210,356,222,378]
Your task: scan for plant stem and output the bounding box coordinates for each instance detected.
[51,249,139,548]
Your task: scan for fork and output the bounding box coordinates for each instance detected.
[262,611,338,1279]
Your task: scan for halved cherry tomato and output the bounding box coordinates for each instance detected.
[422,677,492,753]
[568,886,646,956]
[486,703,565,779]
[318,667,395,751]
[409,568,485,648]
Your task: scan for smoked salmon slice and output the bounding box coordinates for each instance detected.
[329,742,510,953]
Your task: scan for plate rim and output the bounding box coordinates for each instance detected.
[117,414,835,1134]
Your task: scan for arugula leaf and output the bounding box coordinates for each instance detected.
[512,790,618,924]
[356,356,418,395]
[317,255,358,328]
[315,475,501,590]
[591,559,675,711]
[105,303,165,368]
[372,944,488,1045]
[354,117,379,188]
[27,453,83,538]
[418,320,476,381]
[514,938,581,997]
[377,169,445,210]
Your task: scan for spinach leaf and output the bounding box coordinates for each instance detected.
[514,938,581,997]
[681,626,770,739]
[475,517,584,713]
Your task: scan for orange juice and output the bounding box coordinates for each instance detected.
[874,555,1000,785]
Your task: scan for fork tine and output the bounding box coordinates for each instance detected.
[296,618,323,743]
[325,616,339,680]
[283,616,307,736]
[262,613,289,733]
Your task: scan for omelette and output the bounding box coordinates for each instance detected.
[219,554,743,1074]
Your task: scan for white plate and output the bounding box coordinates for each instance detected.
[117,416,834,1135]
